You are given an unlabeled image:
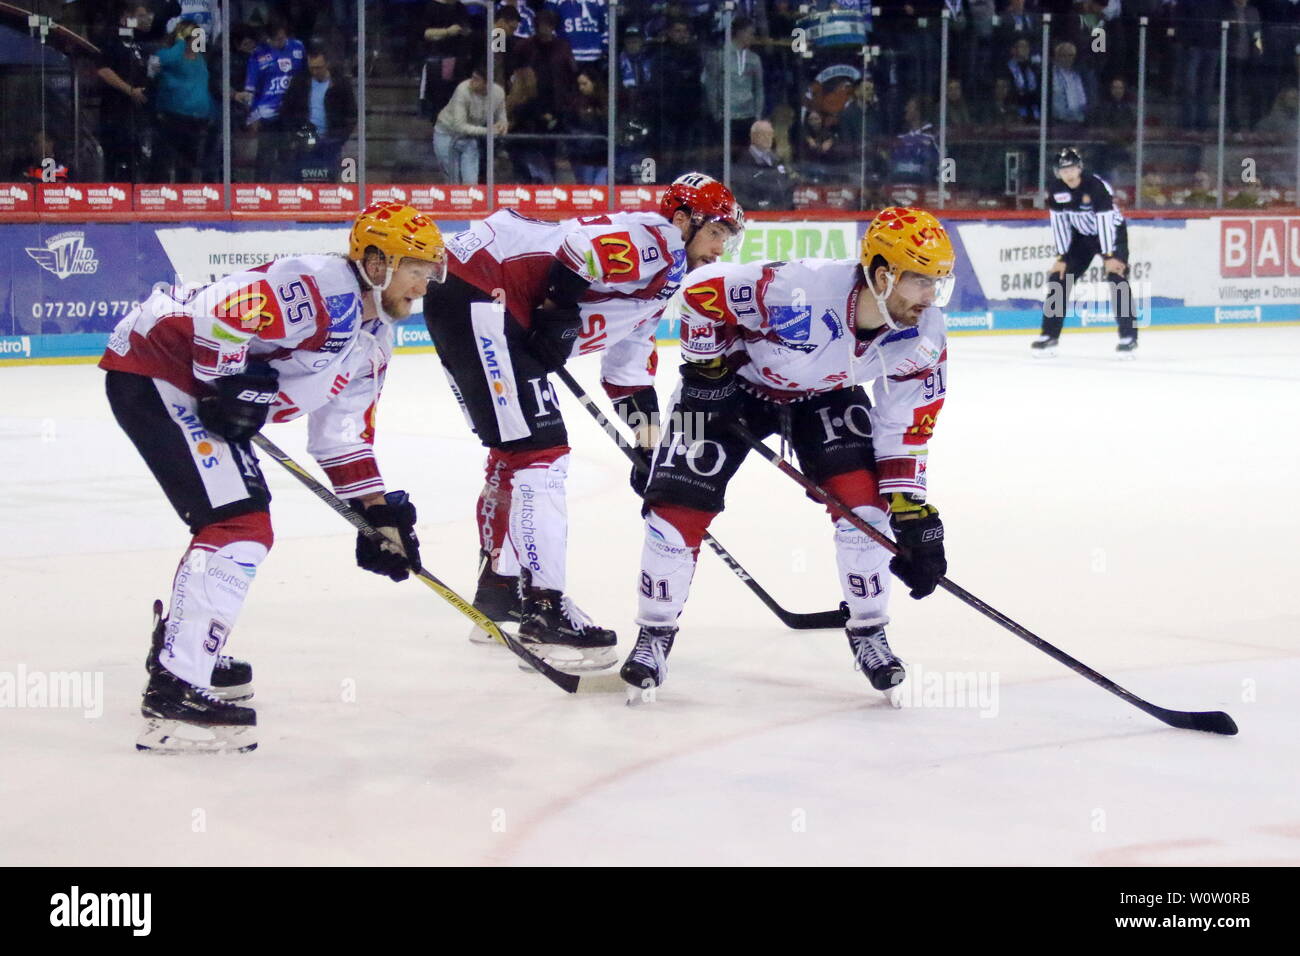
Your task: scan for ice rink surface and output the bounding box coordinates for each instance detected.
[1,326,1297,866]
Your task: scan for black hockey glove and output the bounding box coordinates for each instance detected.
[612,386,660,497]
[197,367,279,443]
[679,361,741,421]
[527,304,581,371]
[352,491,421,582]
[888,495,946,599]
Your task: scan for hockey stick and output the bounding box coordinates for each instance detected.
[551,364,847,630]
[250,433,624,695]
[727,423,1239,736]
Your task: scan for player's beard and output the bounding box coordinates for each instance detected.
[380,290,415,319]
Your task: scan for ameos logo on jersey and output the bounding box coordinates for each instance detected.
[25,231,99,280]
[170,403,223,469]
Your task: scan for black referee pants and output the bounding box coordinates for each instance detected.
[1040,229,1137,340]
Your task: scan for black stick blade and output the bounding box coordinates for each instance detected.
[1153,707,1239,736]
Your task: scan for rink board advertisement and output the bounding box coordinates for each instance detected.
[2,216,1297,363]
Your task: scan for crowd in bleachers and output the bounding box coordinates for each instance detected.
[7,1,1300,206]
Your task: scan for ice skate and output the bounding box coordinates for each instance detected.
[847,623,906,695]
[1029,335,1059,356]
[467,551,522,644]
[137,667,258,754]
[145,599,253,702]
[620,625,677,704]
[515,570,617,672]
[1115,335,1138,358]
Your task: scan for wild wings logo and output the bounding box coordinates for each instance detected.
[25,231,99,279]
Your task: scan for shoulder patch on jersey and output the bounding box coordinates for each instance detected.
[682,276,735,323]
[214,280,286,338]
[321,292,361,353]
[667,248,687,284]
[592,231,641,283]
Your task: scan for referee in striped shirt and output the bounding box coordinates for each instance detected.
[1033,147,1138,354]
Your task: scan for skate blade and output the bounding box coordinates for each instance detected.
[209,683,253,702]
[136,718,258,754]
[625,679,658,706]
[515,643,618,673]
[467,620,519,645]
[1116,351,1137,361]
[1030,347,1058,358]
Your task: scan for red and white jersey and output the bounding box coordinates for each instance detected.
[99,254,394,498]
[679,258,948,498]
[442,209,687,398]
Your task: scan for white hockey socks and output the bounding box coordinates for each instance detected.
[834,505,894,628]
[507,453,569,591]
[635,510,699,627]
[162,539,267,686]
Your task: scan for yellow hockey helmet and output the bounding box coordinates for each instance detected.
[349,201,447,288]
[860,206,956,307]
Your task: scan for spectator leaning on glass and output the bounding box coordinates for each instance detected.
[235,16,306,181]
[95,0,153,182]
[282,47,358,183]
[1032,147,1139,357]
[149,20,213,184]
[433,63,507,184]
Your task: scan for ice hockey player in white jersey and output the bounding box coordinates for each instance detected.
[422,173,743,670]
[623,206,955,695]
[100,202,447,752]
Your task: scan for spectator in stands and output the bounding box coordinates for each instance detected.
[500,0,536,39]
[1095,75,1136,131]
[517,9,579,182]
[1255,84,1299,139]
[982,74,1025,125]
[705,16,765,164]
[550,0,608,67]
[1050,41,1088,125]
[504,65,552,182]
[617,23,653,125]
[566,69,609,184]
[386,0,428,74]
[1175,4,1219,130]
[839,75,887,195]
[1226,0,1265,131]
[888,95,940,187]
[945,77,976,131]
[1260,0,1300,113]
[282,47,358,182]
[95,0,153,182]
[651,17,705,179]
[421,0,476,123]
[1006,36,1041,122]
[993,0,1040,57]
[149,19,213,183]
[731,118,794,211]
[492,5,525,85]
[9,131,70,183]
[236,15,307,181]
[1094,74,1136,183]
[433,63,507,183]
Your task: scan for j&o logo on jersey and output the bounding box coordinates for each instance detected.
[25,231,98,279]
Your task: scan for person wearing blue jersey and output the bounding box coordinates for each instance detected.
[235,16,306,180]
[547,0,607,66]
